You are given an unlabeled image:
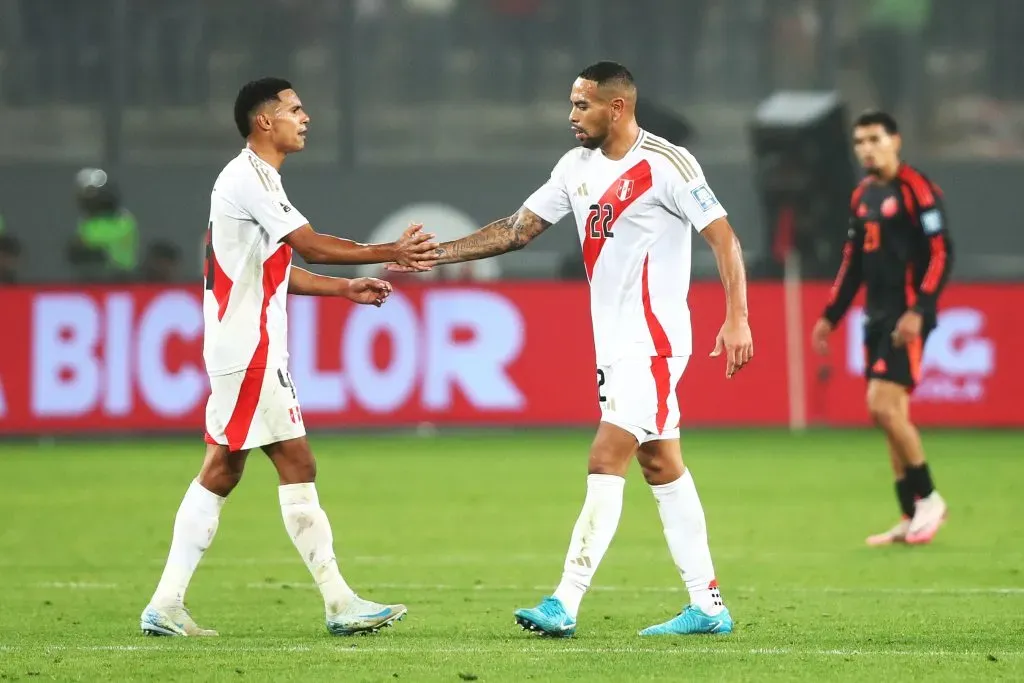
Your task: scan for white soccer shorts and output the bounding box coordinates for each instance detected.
[204,367,306,451]
[597,356,689,444]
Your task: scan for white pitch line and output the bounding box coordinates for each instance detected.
[0,644,1019,658]
[246,582,1024,596]
[32,581,1024,596]
[34,582,120,589]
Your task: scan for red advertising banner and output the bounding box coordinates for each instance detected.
[0,281,1021,435]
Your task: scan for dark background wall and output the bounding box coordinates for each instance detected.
[1,0,1023,283]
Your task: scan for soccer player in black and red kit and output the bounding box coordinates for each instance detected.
[811,111,953,546]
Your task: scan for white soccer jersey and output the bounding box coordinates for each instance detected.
[524,130,727,365]
[203,147,309,377]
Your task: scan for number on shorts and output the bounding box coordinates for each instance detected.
[596,368,607,402]
[277,369,297,399]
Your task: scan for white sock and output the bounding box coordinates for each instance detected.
[552,473,625,619]
[650,469,723,615]
[151,479,225,608]
[279,483,355,616]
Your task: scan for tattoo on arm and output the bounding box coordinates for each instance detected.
[432,208,551,265]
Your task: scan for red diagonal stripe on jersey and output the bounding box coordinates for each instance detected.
[204,230,235,321]
[212,253,233,321]
[582,160,654,281]
[641,254,673,358]
[223,244,292,451]
[642,253,674,432]
[899,166,935,208]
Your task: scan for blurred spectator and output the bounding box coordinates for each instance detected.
[0,233,22,285]
[127,0,208,106]
[860,0,931,137]
[139,240,182,283]
[487,0,545,102]
[990,0,1024,101]
[67,168,139,282]
[404,0,455,102]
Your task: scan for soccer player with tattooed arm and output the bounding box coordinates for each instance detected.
[812,110,954,547]
[391,61,753,638]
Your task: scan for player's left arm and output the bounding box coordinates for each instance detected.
[287,266,392,307]
[895,177,954,345]
[662,154,752,377]
[910,188,953,318]
[702,218,754,377]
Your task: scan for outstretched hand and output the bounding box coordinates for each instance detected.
[393,223,438,271]
[710,317,754,378]
[344,277,393,307]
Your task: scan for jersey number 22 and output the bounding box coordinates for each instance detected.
[587,203,615,239]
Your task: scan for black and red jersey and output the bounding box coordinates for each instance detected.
[823,164,953,326]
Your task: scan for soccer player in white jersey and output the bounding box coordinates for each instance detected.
[392,62,753,637]
[139,78,438,637]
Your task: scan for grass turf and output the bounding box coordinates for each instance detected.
[0,428,1022,681]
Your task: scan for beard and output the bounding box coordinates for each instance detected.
[578,131,605,149]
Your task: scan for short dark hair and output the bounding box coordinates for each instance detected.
[578,61,635,89]
[853,110,899,135]
[234,77,294,138]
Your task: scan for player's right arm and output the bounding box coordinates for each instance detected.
[388,152,572,270]
[232,170,437,269]
[285,223,437,270]
[812,215,865,354]
[427,208,553,265]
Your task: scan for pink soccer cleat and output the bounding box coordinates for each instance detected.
[866,516,911,546]
[905,492,948,545]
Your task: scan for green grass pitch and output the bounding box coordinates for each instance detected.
[0,429,1022,681]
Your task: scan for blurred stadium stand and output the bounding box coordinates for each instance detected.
[0,0,1022,284]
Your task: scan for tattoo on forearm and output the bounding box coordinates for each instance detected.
[433,210,550,265]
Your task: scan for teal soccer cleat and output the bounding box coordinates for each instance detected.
[514,596,577,637]
[638,604,733,636]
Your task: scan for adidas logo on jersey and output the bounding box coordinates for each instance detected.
[575,183,589,198]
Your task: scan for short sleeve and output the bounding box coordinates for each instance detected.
[662,147,728,232]
[235,171,310,244]
[523,153,572,225]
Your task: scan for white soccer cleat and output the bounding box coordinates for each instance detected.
[140,604,219,637]
[326,596,407,636]
[865,517,911,546]
[906,492,948,545]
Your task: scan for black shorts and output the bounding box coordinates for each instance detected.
[863,320,933,390]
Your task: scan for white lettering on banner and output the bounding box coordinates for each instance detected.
[288,291,527,414]
[30,292,205,419]
[288,296,346,412]
[32,294,101,417]
[28,288,530,420]
[343,293,420,412]
[137,292,205,417]
[422,290,525,410]
[846,307,994,402]
[104,294,133,416]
